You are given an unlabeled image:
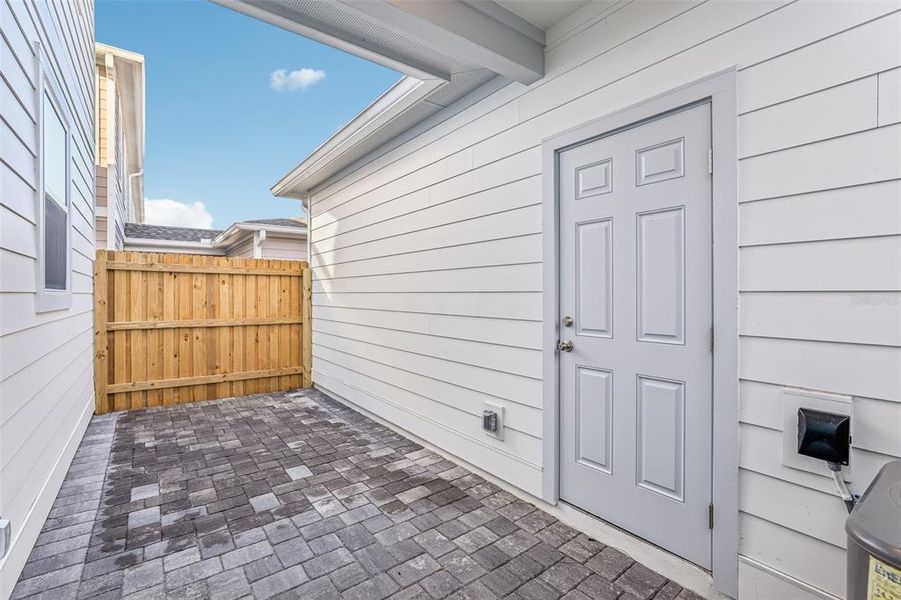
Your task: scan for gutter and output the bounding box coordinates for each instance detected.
[211,222,308,248]
[123,237,223,254]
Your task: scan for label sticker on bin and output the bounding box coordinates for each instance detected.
[868,556,901,600]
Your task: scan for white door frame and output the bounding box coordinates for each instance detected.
[540,69,738,597]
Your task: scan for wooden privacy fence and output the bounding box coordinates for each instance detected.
[93,251,312,414]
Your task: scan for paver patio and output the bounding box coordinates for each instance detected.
[13,389,703,600]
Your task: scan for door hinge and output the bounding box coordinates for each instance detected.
[707,148,713,174]
[708,504,714,529]
[709,326,714,353]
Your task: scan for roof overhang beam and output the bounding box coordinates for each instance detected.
[213,0,545,84]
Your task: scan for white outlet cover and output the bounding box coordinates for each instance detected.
[483,401,505,441]
[782,388,853,481]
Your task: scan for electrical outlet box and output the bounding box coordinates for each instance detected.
[782,388,853,480]
[482,401,505,441]
[0,519,10,560]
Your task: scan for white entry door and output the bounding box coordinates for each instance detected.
[558,103,713,568]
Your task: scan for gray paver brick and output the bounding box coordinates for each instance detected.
[303,547,354,578]
[164,547,202,572]
[336,523,377,551]
[539,560,593,593]
[13,391,683,600]
[273,536,314,567]
[131,484,160,502]
[249,493,280,513]
[285,465,313,480]
[343,573,400,600]
[128,506,160,529]
[11,564,83,599]
[414,529,457,558]
[122,558,164,595]
[438,550,486,585]
[390,554,441,587]
[419,569,463,598]
[199,530,236,559]
[291,575,341,599]
[376,521,421,546]
[208,567,252,600]
[221,540,273,570]
[586,546,634,580]
[250,564,309,599]
[330,561,369,591]
[454,527,499,553]
[616,563,667,599]
[166,557,222,590]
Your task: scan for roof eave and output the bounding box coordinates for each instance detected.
[212,222,308,247]
[271,76,443,199]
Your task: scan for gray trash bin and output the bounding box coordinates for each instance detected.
[846,460,901,600]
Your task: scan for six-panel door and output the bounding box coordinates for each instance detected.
[558,103,714,568]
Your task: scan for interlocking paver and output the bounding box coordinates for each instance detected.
[250,563,309,598]
[121,558,164,595]
[220,539,273,570]
[12,390,687,600]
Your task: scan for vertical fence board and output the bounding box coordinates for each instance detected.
[93,251,109,414]
[93,251,311,414]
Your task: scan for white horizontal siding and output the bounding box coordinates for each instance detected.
[261,234,307,261]
[306,2,901,597]
[0,0,95,595]
[226,237,254,258]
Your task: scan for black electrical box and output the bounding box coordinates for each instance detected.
[797,408,850,465]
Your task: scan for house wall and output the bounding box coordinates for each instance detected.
[93,50,131,250]
[226,237,254,259]
[0,0,96,595]
[306,2,901,598]
[95,165,108,248]
[261,234,307,261]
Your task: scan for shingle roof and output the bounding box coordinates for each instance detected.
[240,218,306,228]
[124,223,222,242]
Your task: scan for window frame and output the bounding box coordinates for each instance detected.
[34,41,74,313]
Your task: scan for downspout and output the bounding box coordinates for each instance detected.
[253,229,266,258]
[127,169,143,222]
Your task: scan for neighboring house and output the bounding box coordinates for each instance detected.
[0,0,95,596]
[122,218,308,260]
[94,43,145,250]
[218,1,897,598]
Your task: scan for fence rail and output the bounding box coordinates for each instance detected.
[93,251,312,414]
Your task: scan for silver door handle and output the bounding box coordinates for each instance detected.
[556,340,574,352]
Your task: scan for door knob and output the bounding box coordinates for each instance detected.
[556,340,574,352]
[562,316,573,327]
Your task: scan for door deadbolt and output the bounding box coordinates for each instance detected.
[556,340,574,352]
[562,316,573,327]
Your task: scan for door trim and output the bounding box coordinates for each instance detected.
[540,69,738,598]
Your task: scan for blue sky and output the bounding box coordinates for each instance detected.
[96,0,400,229]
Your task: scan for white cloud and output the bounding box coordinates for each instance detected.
[270,68,326,92]
[144,198,214,229]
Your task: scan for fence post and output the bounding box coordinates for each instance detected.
[302,263,312,387]
[93,250,109,414]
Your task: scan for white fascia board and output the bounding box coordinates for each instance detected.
[271,76,443,198]
[211,0,447,81]
[344,0,544,84]
[123,237,224,255]
[212,223,307,248]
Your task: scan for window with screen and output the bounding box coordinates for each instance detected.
[34,44,72,313]
[43,92,68,291]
